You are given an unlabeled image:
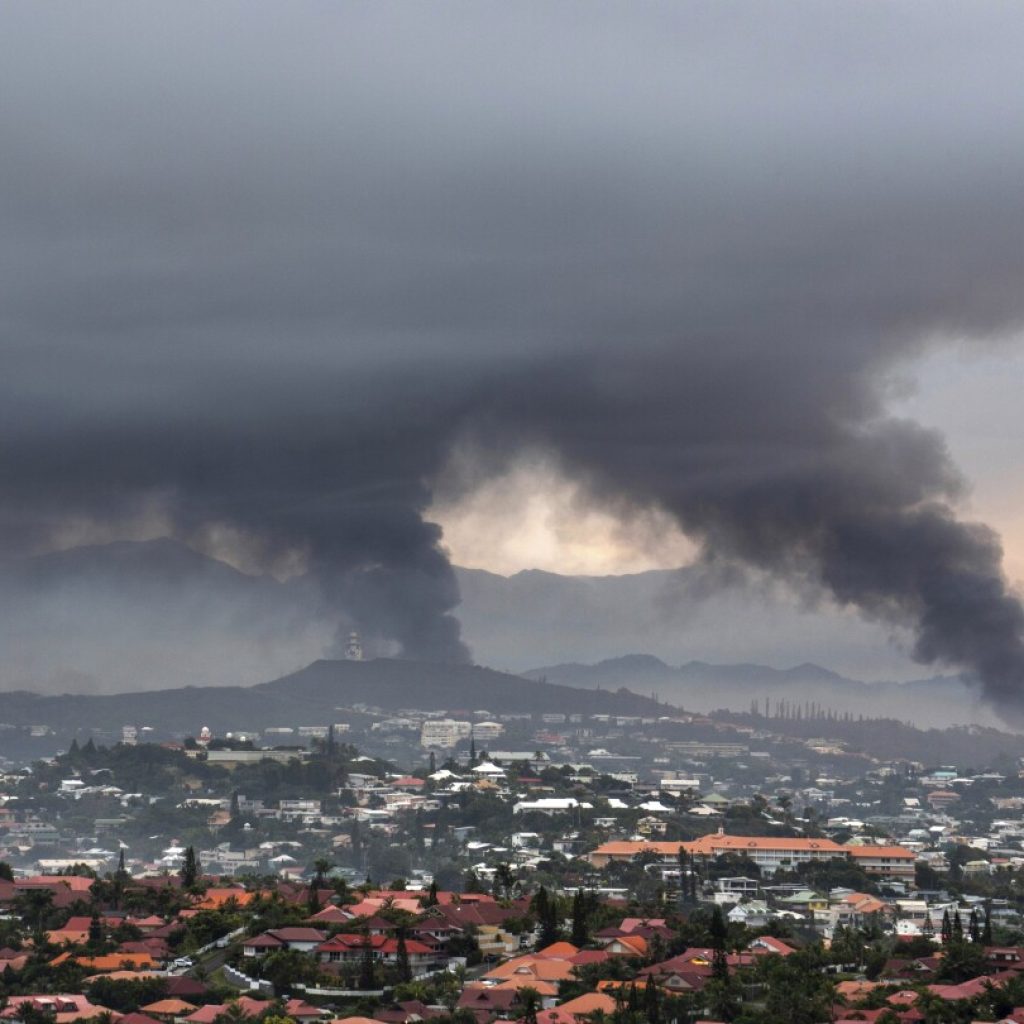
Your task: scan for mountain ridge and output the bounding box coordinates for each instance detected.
[525,655,992,729]
[0,537,997,729]
[0,657,665,737]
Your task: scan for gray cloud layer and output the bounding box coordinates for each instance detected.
[3,4,1024,701]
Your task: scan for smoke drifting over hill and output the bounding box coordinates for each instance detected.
[3,6,1024,706]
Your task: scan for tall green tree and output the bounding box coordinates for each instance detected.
[704,976,741,1024]
[350,820,363,867]
[306,884,321,915]
[395,926,412,983]
[14,887,54,932]
[312,858,332,889]
[260,949,322,993]
[758,948,834,1024]
[533,887,561,948]
[571,889,589,948]
[181,846,200,889]
[935,932,986,983]
[492,862,515,901]
[709,905,729,982]
[358,929,376,990]
[677,848,690,907]
[643,977,662,1024]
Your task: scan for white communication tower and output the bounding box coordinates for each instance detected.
[345,631,363,661]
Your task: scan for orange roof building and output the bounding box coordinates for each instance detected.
[73,952,159,972]
[588,832,845,874]
[589,831,916,881]
[46,916,94,946]
[482,956,578,985]
[534,941,579,959]
[195,888,256,910]
[141,999,198,1018]
[845,845,918,881]
[488,978,560,997]
[20,876,95,894]
[536,992,617,1024]
[184,998,271,1024]
[603,934,648,957]
[1,995,108,1024]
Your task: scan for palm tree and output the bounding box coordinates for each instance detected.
[213,1002,251,1024]
[514,986,541,1024]
[14,888,53,933]
[312,858,333,889]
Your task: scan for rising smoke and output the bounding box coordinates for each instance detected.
[3,5,1024,706]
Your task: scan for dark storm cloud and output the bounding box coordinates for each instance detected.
[3,4,1024,695]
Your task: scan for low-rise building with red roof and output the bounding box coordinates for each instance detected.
[2,995,110,1023]
[241,927,326,957]
[535,992,617,1024]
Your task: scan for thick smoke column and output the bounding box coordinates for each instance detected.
[478,372,1024,710]
[0,392,471,663]
[3,5,1024,703]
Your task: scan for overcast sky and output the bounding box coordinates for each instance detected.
[3,3,1024,702]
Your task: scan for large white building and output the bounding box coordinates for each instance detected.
[514,797,591,816]
[472,721,505,742]
[420,719,472,749]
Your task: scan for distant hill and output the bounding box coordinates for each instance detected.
[0,537,907,694]
[0,657,664,737]
[0,538,994,730]
[0,539,333,694]
[526,656,999,730]
[454,564,922,680]
[17,536,266,591]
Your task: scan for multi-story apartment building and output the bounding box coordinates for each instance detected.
[420,719,472,749]
[845,844,917,882]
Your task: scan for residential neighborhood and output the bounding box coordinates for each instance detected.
[2,702,1024,1023]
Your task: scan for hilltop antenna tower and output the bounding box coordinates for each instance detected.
[345,630,363,661]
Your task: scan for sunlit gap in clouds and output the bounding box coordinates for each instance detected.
[430,455,696,577]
